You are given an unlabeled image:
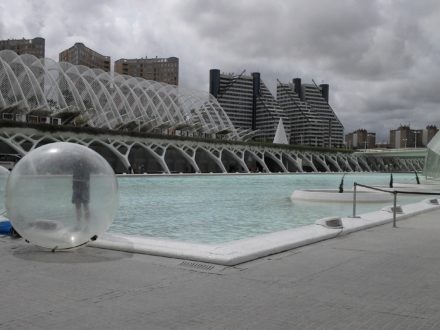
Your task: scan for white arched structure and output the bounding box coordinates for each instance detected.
[0,125,389,174]
[0,50,239,139]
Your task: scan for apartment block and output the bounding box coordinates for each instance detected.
[59,43,110,72]
[209,69,344,146]
[389,125,423,148]
[277,79,344,147]
[114,57,179,85]
[209,69,286,141]
[0,37,45,58]
[345,129,376,149]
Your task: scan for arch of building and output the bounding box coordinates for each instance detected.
[0,126,398,174]
[0,50,240,139]
[356,155,424,173]
[0,50,427,174]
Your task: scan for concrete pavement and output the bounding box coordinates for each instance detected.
[1,209,440,329]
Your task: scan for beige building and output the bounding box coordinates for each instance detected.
[0,37,45,58]
[389,125,431,148]
[345,129,376,149]
[59,43,111,72]
[114,57,179,85]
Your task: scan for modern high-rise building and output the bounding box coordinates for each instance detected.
[345,129,376,149]
[114,57,179,85]
[209,69,287,141]
[0,37,45,58]
[59,43,111,72]
[277,79,344,147]
[209,69,344,146]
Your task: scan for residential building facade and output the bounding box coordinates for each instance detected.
[0,37,45,58]
[59,43,111,72]
[389,125,424,148]
[345,129,376,149]
[209,69,287,141]
[209,69,344,145]
[277,79,344,147]
[114,57,179,85]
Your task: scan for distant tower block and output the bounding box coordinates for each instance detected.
[0,37,45,58]
[211,69,287,142]
[115,56,179,85]
[59,43,111,72]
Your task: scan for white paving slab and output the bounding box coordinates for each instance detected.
[3,205,440,328]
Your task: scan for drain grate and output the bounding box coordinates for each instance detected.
[179,260,216,271]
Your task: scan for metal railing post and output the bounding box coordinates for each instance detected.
[352,182,357,218]
[350,182,440,228]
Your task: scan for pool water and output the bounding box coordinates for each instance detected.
[110,173,424,244]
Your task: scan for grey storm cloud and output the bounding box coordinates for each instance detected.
[1,0,440,141]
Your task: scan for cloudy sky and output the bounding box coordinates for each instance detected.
[1,0,439,142]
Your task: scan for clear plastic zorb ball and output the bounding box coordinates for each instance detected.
[6,142,118,250]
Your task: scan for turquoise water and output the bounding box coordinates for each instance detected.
[110,173,423,244]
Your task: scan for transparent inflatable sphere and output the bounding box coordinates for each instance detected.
[6,142,118,250]
[0,166,9,216]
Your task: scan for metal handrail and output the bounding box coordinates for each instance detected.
[352,182,440,228]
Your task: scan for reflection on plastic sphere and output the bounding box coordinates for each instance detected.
[0,166,9,216]
[6,142,118,250]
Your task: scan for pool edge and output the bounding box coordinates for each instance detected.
[89,199,440,266]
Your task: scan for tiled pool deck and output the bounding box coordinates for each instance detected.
[2,206,440,328]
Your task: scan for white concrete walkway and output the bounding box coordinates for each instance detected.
[2,209,440,329]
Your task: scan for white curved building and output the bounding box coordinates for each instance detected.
[0,50,239,139]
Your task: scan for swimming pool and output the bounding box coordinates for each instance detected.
[110,173,422,244]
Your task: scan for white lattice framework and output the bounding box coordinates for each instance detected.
[0,126,382,174]
[0,50,239,138]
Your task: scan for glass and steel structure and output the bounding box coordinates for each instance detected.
[423,130,440,178]
[0,50,239,139]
